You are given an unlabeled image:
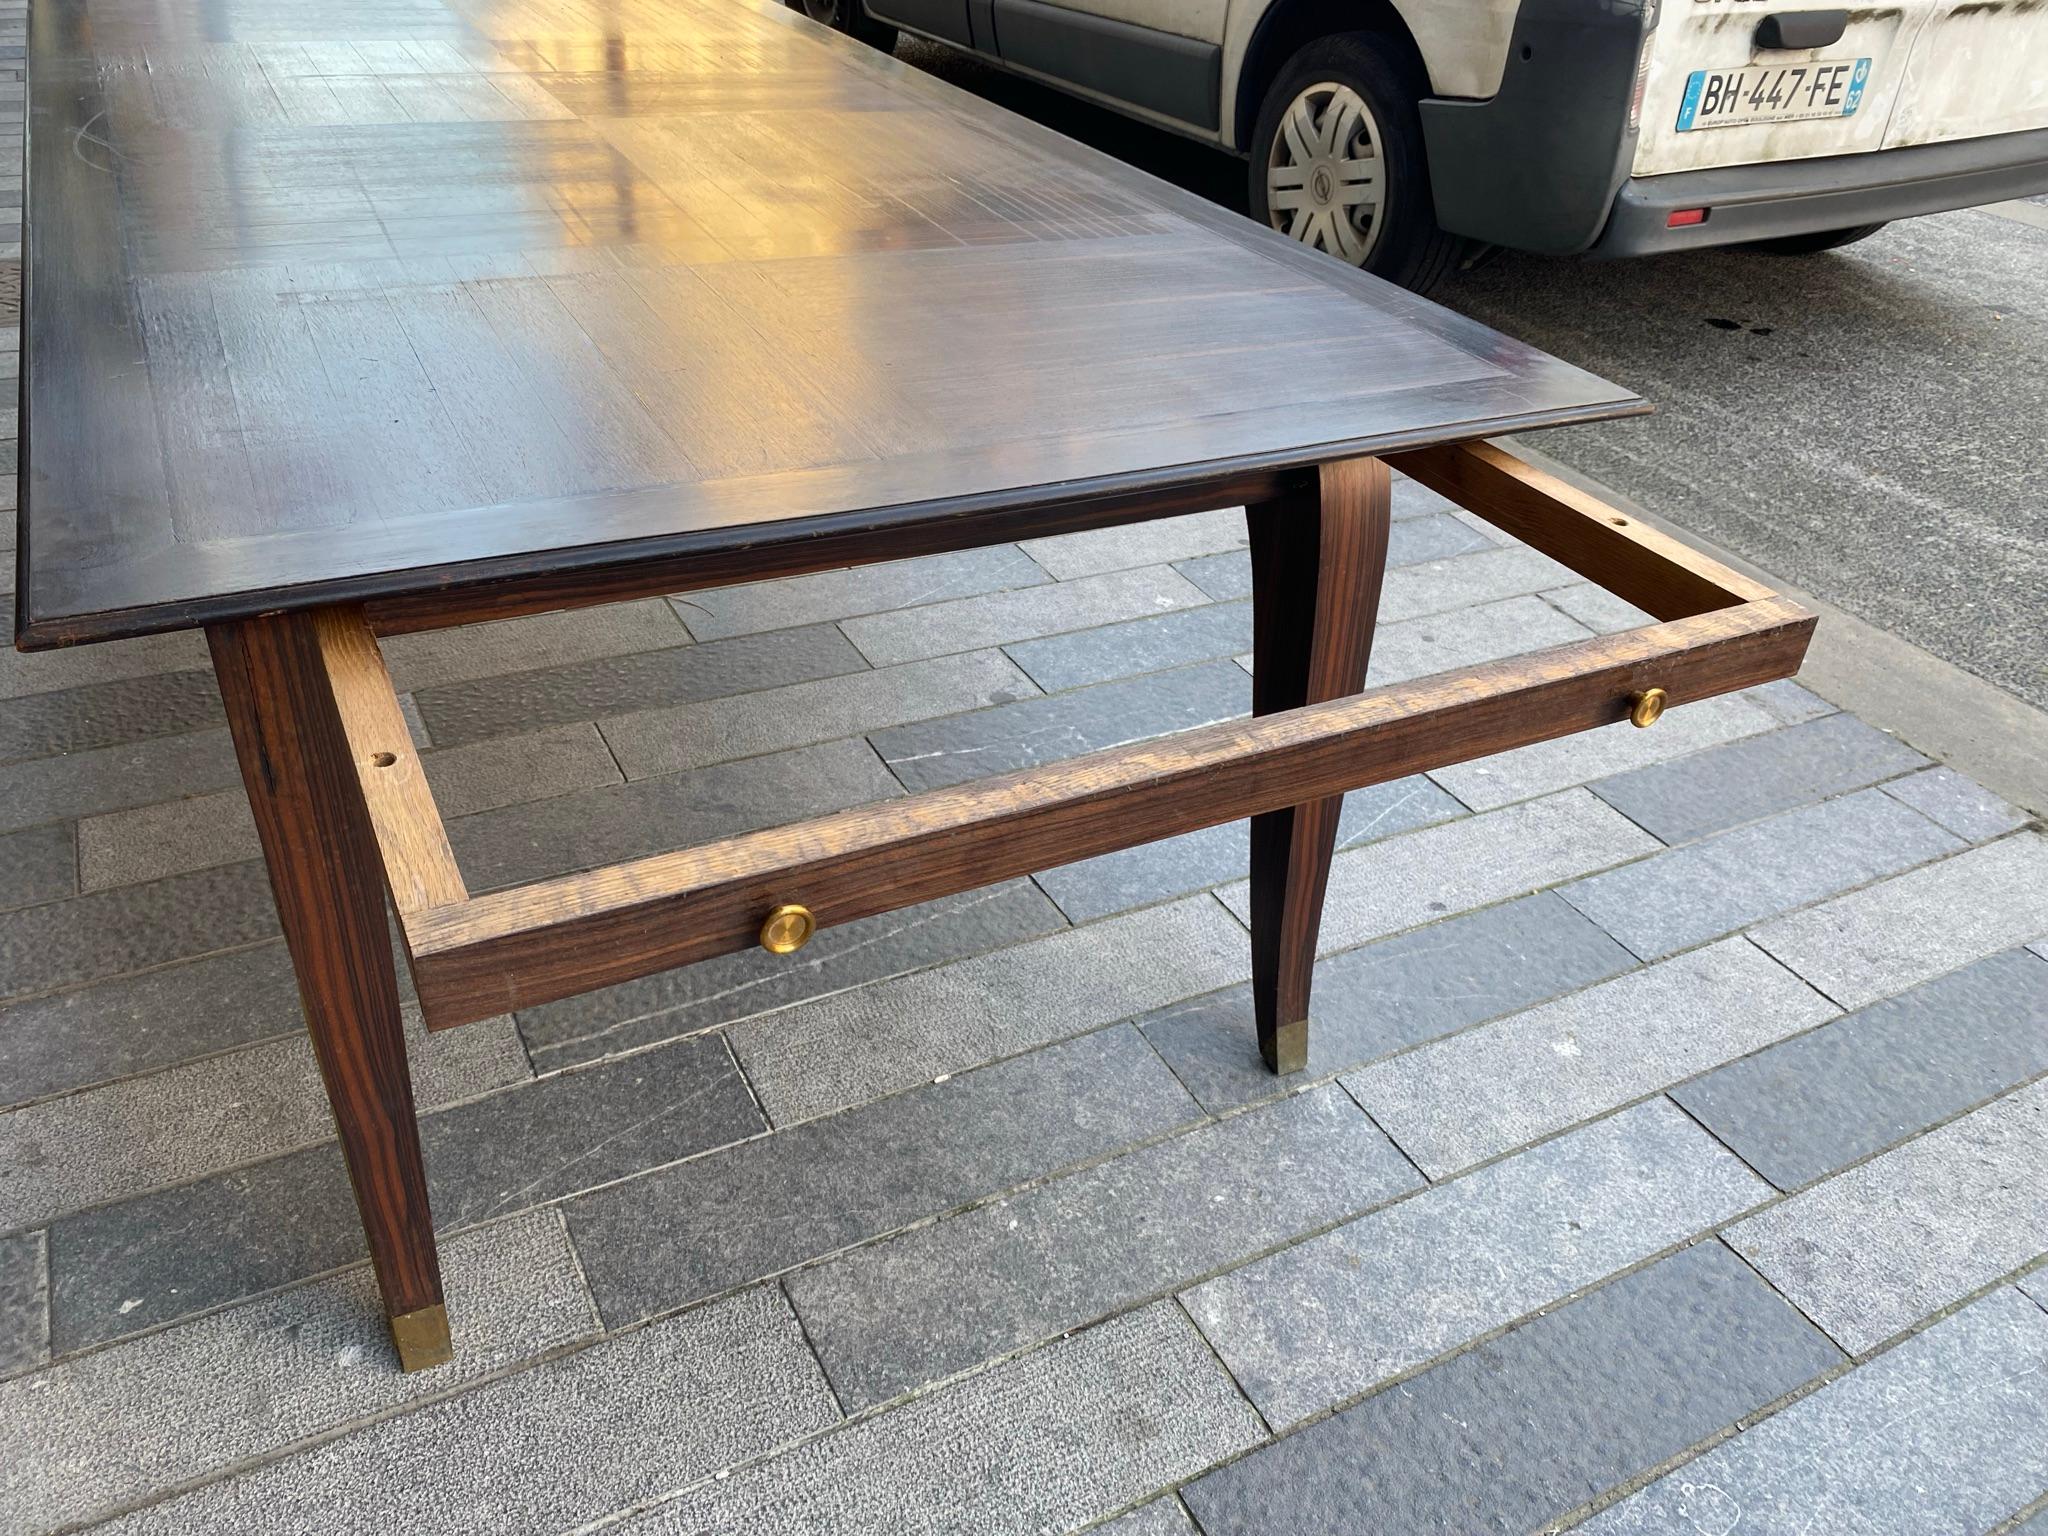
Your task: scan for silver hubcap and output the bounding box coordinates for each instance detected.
[1266,82,1385,266]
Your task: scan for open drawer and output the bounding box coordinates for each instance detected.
[318,441,1815,1031]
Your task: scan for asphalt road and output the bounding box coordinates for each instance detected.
[897,40,2048,712]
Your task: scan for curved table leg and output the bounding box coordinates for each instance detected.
[209,613,451,1371]
[1246,457,1393,1074]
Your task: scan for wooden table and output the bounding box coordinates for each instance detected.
[16,0,1812,1370]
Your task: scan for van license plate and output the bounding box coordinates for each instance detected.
[1676,57,1871,131]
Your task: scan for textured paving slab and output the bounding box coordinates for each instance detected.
[0,1006,528,1228]
[97,1286,837,1536]
[518,880,1067,1072]
[1221,789,1660,955]
[599,649,1038,778]
[377,598,688,691]
[1362,593,1592,688]
[1558,788,1961,960]
[77,721,624,891]
[1089,1499,1198,1536]
[0,669,222,765]
[1020,508,1247,580]
[1003,600,1251,694]
[0,1212,595,1536]
[841,565,1208,668]
[412,622,867,747]
[615,1303,1263,1536]
[1542,581,1651,634]
[0,609,207,702]
[0,942,304,1107]
[1584,1286,2048,1535]
[1345,938,1838,1176]
[48,1031,761,1350]
[448,734,902,890]
[1753,833,2048,1009]
[671,545,1051,639]
[0,1230,40,1377]
[729,894,1247,1125]
[0,728,239,835]
[787,1085,1418,1410]
[1173,512,1492,598]
[569,1026,1199,1327]
[1880,764,2032,841]
[1587,712,1929,843]
[1183,1242,1842,1536]
[1746,678,1839,725]
[1033,776,1466,923]
[1430,693,1780,811]
[1727,1079,2048,1353]
[871,658,1247,792]
[0,823,70,912]
[1183,1099,1771,1427]
[1138,892,1635,1113]
[1673,948,2048,1189]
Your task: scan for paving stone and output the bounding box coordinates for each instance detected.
[1585,1286,2048,1535]
[1364,593,1593,688]
[616,1302,1263,1536]
[1034,776,1466,923]
[1672,949,2048,1190]
[0,600,210,702]
[570,1024,1199,1327]
[1726,1079,2048,1353]
[1345,938,1838,1177]
[1090,1499,1198,1536]
[1004,601,1251,694]
[871,659,1248,793]
[1588,713,1931,844]
[1882,764,2033,842]
[0,668,222,764]
[730,893,1248,1125]
[0,942,304,1107]
[1429,692,1781,811]
[449,735,902,890]
[601,649,1037,779]
[0,1211,597,1536]
[1560,788,1962,961]
[379,598,689,691]
[1746,677,1838,725]
[1182,1241,1841,1536]
[0,727,241,834]
[672,545,1051,639]
[78,721,623,890]
[1221,789,1660,955]
[1140,892,1636,1113]
[842,565,1209,668]
[789,1085,1419,1410]
[100,1286,837,1536]
[1753,833,2048,1009]
[413,622,867,747]
[1183,1099,1772,1427]
[0,860,279,1003]
[49,1031,761,1350]
[521,879,1068,1072]
[0,1229,40,1377]
[1020,508,1248,580]
[0,823,71,911]
[0,1004,529,1229]
[1172,511,1494,599]
[1542,582,1653,634]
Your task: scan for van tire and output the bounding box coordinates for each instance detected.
[1247,34,1463,294]
[785,0,898,52]
[1747,223,1889,255]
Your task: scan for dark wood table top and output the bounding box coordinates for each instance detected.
[16,0,1642,648]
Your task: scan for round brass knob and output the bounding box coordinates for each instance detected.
[759,903,816,955]
[1630,687,1668,730]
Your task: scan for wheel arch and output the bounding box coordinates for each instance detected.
[1223,0,1429,151]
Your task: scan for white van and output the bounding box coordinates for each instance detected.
[790,0,2048,289]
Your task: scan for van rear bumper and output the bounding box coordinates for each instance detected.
[1591,126,2048,255]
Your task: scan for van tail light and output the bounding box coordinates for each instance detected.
[1628,0,1659,132]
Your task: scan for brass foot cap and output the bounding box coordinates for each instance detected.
[759,903,816,955]
[1262,1018,1309,1077]
[1630,687,1668,729]
[390,1303,453,1372]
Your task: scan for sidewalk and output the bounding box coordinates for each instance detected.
[4,441,2046,1529]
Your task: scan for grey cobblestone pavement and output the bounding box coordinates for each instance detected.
[3,17,2047,1534]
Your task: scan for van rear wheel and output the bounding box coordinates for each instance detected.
[1247,34,1463,294]
[785,0,898,52]
[1747,223,1888,255]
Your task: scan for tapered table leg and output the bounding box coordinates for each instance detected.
[209,613,451,1371]
[1246,457,1393,1074]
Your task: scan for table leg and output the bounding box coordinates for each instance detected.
[1246,457,1393,1074]
[208,613,452,1371]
